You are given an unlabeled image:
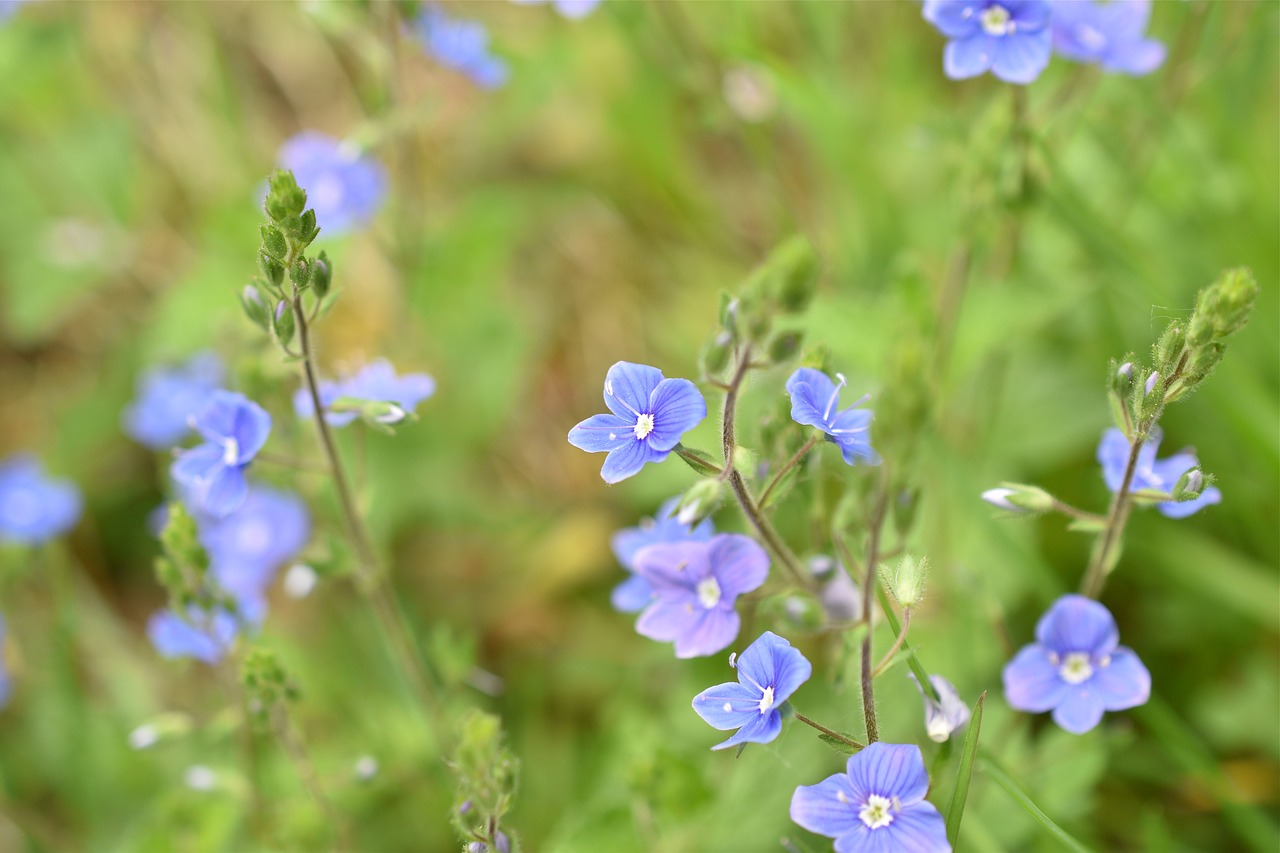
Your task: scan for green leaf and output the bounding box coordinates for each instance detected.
[979,757,1094,853]
[673,444,722,476]
[817,732,861,756]
[946,692,985,848]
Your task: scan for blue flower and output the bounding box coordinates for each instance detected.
[1050,0,1165,75]
[513,0,602,19]
[147,606,253,665]
[1003,594,1150,734]
[923,0,1053,84]
[1,1,29,23]
[610,497,714,612]
[911,673,971,743]
[568,361,707,484]
[692,631,812,750]
[633,533,768,658]
[278,132,387,236]
[293,359,436,428]
[123,351,224,450]
[202,486,310,611]
[785,368,880,467]
[171,391,272,518]
[0,455,82,545]
[409,8,509,90]
[791,742,951,853]
[1097,428,1221,518]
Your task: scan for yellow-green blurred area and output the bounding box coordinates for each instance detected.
[0,1,1276,851]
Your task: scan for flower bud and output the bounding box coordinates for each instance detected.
[980,483,1055,513]
[311,251,332,298]
[259,225,287,260]
[767,330,803,364]
[676,478,723,526]
[701,330,732,375]
[1144,371,1160,396]
[882,554,928,609]
[240,285,270,330]
[1172,468,1204,501]
[911,674,971,743]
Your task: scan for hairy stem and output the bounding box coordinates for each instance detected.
[794,712,865,752]
[758,433,821,509]
[1080,434,1143,598]
[860,480,890,744]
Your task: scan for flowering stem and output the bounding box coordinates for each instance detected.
[720,348,812,591]
[871,606,911,679]
[757,434,821,509]
[1080,433,1144,599]
[1050,498,1107,526]
[859,481,889,744]
[793,712,865,752]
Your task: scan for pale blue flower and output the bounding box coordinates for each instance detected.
[1051,0,1165,75]
[924,0,1053,84]
[785,368,880,467]
[279,132,387,236]
[148,606,253,665]
[610,497,713,612]
[202,486,310,611]
[293,359,435,428]
[0,455,81,545]
[409,7,509,89]
[123,351,224,450]
[692,631,811,750]
[911,673,971,742]
[171,391,271,518]
[1097,428,1221,518]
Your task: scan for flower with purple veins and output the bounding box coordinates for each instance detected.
[278,132,387,236]
[123,351,224,450]
[1003,594,1150,734]
[923,0,1053,85]
[1097,427,1221,518]
[1051,0,1165,76]
[568,361,707,484]
[911,673,971,743]
[0,455,82,545]
[791,742,951,853]
[785,368,880,467]
[294,359,436,428]
[147,606,255,665]
[610,497,714,612]
[633,533,768,658]
[692,631,811,750]
[409,7,509,90]
[202,486,310,611]
[171,391,271,518]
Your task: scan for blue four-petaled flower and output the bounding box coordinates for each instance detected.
[692,631,812,750]
[409,7,509,89]
[148,606,253,665]
[294,359,436,428]
[202,485,311,612]
[924,0,1053,84]
[1003,593,1151,734]
[610,497,714,613]
[278,132,387,236]
[1097,428,1221,518]
[1050,0,1165,76]
[568,361,707,484]
[123,351,224,450]
[791,742,952,853]
[785,368,880,467]
[632,533,768,658]
[171,391,272,518]
[0,455,82,545]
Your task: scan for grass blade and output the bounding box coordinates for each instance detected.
[945,691,985,848]
[979,757,1094,853]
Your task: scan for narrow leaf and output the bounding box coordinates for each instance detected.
[979,758,1094,853]
[945,691,985,848]
[818,733,861,756]
[673,444,722,476]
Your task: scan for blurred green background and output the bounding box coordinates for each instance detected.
[0,1,1275,851]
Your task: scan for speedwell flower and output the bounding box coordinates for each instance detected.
[148,606,252,665]
[294,359,436,428]
[202,485,310,611]
[791,742,951,853]
[610,497,713,613]
[278,132,387,236]
[923,0,1052,84]
[785,368,880,467]
[1097,428,1221,518]
[1050,0,1165,76]
[568,361,707,484]
[692,631,811,750]
[409,7,509,89]
[123,351,224,450]
[1003,594,1150,734]
[0,455,82,545]
[633,533,768,658]
[171,391,271,518]
[911,673,971,743]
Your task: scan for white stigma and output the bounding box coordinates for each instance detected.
[696,577,722,608]
[1059,652,1094,685]
[859,794,895,830]
[980,4,1011,36]
[634,413,655,440]
[757,686,775,715]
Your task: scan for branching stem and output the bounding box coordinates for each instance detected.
[794,712,865,752]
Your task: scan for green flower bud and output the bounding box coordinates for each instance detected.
[701,330,732,375]
[767,330,802,364]
[259,253,285,288]
[289,257,310,288]
[981,483,1055,514]
[770,235,820,313]
[311,251,332,298]
[676,477,723,526]
[240,285,270,331]
[1172,468,1205,501]
[882,554,928,609]
[272,301,296,347]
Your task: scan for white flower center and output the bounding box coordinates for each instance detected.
[696,577,721,608]
[757,685,775,715]
[1059,652,1094,685]
[634,413,655,440]
[980,4,1012,36]
[222,438,240,466]
[859,794,895,830]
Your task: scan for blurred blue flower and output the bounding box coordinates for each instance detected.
[293,359,436,428]
[148,606,254,665]
[202,485,310,611]
[692,631,811,750]
[911,673,971,742]
[785,368,880,467]
[1051,0,1165,75]
[568,361,707,484]
[513,0,602,19]
[1097,428,1221,518]
[171,391,271,518]
[0,455,82,545]
[610,497,714,612]
[923,0,1052,84]
[123,351,224,450]
[791,742,950,853]
[633,533,768,658]
[1003,594,1150,734]
[278,132,387,236]
[409,7,509,89]
[0,0,29,22]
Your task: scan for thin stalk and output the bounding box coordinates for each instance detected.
[794,712,865,752]
[874,580,939,702]
[871,607,911,678]
[255,450,328,473]
[1079,435,1142,598]
[1050,498,1106,526]
[271,704,351,852]
[758,434,821,509]
[859,482,890,744]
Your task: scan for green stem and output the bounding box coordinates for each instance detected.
[859,482,889,744]
[1079,433,1143,598]
[871,606,910,678]
[794,712,865,752]
[758,434,821,509]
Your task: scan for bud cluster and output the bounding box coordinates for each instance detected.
[450,711,521,853]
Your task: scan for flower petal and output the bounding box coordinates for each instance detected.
[646,378,707,451]
[923,0,982,39]
[635,596,697,643]
[567,413,636,453]
[1096,428,1132,492]
[633,540,710,594]
[231,400,272,462]
[874,801,951,853]
[1092,646,1151,711]
[709,534,769,599]
[847,742,930,806]
[735,631,813,705]
[600,441,666,483]
[944,34,995,79]
[1003,644,1069,713]
[1035,594,1119,657]
[201,466,249,518]
[1102,38,1165,75]
[713,709,782,750]
[786,368,837,430]
[790,772,861,839]
[674,607,740,658]
[1051,687,1106,734]
[990,29,1051,84]
[610,574,653,613]
[171,443,226,487]
[1157,486,1221,519]
[692,681,761,730]
[602,361,663,420]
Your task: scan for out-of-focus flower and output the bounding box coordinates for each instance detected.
[1051,0,1165,75]
[568,361,707,484]
[147,606,252,665]
[785,368,880,467]
[512,0,602,18]
[184,765,218,791]
[171,391,271,518]
[123,352,224,450]
[633,534,768,658]
[278,132,387,236]
[1097,428,1221,518]
[923,0,1053,85]
[283,563,318,599]
[722,64,778,123]
[202,486,310,610]
[1003,594,1150,734]
[293,359,435,428]
[610,497,714,613]
[0,455,81,545]
[408,7,509,89]
[911,673,971,742]
[0,0,29,23]
[791,742,951,852]
[692,631,811,750]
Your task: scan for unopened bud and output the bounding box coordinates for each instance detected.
[1172,468,1204,501]
[882,554,928,609]
[1144,371,1159,396]
[767,330,803,364]
[981,483,1055,513]
[240,285,270,330]
[702,331,732,374]
[495,831,511,853]
[676,478,723,526]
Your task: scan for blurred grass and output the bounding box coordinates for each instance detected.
[0,1,1276,851]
